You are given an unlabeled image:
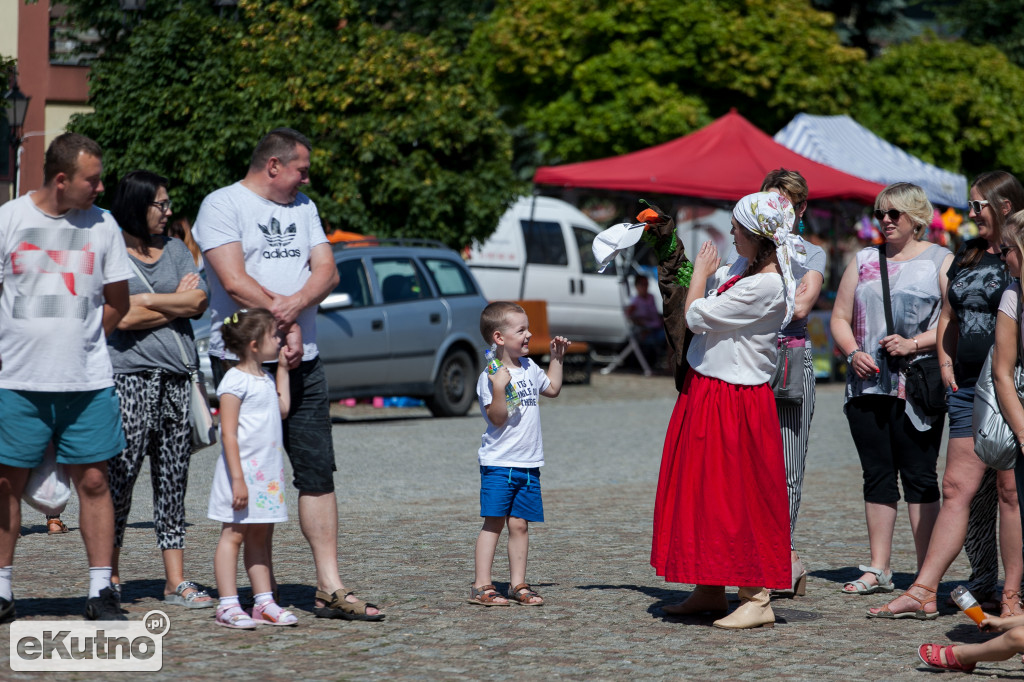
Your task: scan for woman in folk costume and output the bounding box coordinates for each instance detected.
[651,191,799,630]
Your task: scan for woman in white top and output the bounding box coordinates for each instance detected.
[651,191,799,630]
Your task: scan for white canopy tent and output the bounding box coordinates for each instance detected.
[774,113,968,209]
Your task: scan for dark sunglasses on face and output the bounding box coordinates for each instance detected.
[874,208,902,222]
[1000,244,1014,259]
[968,199,990,214]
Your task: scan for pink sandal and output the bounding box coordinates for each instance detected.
[918,643,975,672]
[215,605,260,630]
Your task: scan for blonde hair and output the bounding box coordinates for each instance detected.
[479,301,526,344]
[875,183,933,240]
[1005,209,1024,280]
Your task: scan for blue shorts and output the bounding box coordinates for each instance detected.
[480,466,544,522]
[946,384,976,439]
[0,387,127,468]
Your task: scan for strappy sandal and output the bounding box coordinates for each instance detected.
[164,580,215,609]
[841,565,894,595]
[215,605,260,630]
[312,589,385,621]
[867,583,939,620]
[46,517,69,535]
[1001,590,1023,617]
[918,643,975,672]
[510,583,544,606]
[467,583,510,607]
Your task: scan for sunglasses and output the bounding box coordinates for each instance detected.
[873,209,902,222]
[968,199,990,214]
[150,199,173,213]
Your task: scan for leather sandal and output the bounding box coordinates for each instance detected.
[867,583,939,620]
[313,589,385,621]
[510,583,544,606]
[1001,590,1023,617]
[467,583,510,607]
[46,517,69,535]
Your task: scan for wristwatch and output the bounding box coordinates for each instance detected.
[846,349,862,365]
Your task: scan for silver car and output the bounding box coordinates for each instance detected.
[317,239,488,417]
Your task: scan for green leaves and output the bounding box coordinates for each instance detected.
[67,0,518,249]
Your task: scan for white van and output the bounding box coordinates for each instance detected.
[465,196,630,346]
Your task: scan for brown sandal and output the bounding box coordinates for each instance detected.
[313,589,385,621]
[468,583,510,607]
[1001,590,1023,617]
[46,517,69,535]
[866,582,938,620]
[510,583,544,606]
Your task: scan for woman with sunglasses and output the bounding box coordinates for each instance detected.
[831,183,952,605]
[867,172,1024,619]
[107,170,214,608]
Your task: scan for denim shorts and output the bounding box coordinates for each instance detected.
[946,384,976,439]
[213,356,336,494]
[480,466,544,522]
[0,387,126,467]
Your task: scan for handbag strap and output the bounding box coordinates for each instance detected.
[127,258,197,373]
[877,244,895,337]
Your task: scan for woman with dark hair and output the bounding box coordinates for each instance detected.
[108,170,213,607]
[867,172,1024,619]
[831,183,952,610]
[651,192,799,630]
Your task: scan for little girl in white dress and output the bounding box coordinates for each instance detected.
[207,308,296,628]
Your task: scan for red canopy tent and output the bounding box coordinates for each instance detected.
[533,109,886,204]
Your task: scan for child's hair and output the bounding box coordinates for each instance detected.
[1005,209,1024,279]
[221,308,277,358]
[480,301,525,343]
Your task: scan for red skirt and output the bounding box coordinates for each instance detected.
[651,370,791,589]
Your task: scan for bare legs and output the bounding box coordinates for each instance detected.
[844,499,939,593]
[473,516,539,604]
[214,523,273,599]
[871,437,1020,616]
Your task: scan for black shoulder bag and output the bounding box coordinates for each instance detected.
[879,244,946,416]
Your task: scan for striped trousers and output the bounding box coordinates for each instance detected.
[777,348,816,550]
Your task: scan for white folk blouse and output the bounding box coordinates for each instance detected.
[685,266,787,386]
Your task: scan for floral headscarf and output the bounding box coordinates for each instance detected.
[731,191,799,327]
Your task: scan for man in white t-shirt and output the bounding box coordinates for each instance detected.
[194,128,383,621]
[0,133,132,622]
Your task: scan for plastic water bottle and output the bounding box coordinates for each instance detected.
[484,348,521,414]
[951,585,985,625]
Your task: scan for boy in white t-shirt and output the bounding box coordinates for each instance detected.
[469,302,569,607]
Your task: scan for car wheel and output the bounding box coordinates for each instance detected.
[426,349,475,417]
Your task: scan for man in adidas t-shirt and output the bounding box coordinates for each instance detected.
[194,128,383,621]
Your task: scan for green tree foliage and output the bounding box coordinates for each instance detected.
[849,35,1024,179]
[468,0,865,173]
[932,0,1024,69]
[68,0,519,248]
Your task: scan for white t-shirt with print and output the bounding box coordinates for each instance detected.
[193,182,328,361]
[476,358,552,467]
[0,194,132,391]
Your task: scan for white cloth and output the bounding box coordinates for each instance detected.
[476,358,551,467]
[591,222,646,273]
[208,367,288,523]
[0,194,132,391]
[731,192,798,329]
[193,182,328,361]
[998,282,1022,342]
[685,266,788,385]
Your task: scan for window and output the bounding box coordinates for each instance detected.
[334,259,372,308]
[521,220,567,265]
[423,258,477,296]
[373,258,429,303]
[574,226,615,275]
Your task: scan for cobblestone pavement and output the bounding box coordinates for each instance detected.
[4,371,1019,680]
